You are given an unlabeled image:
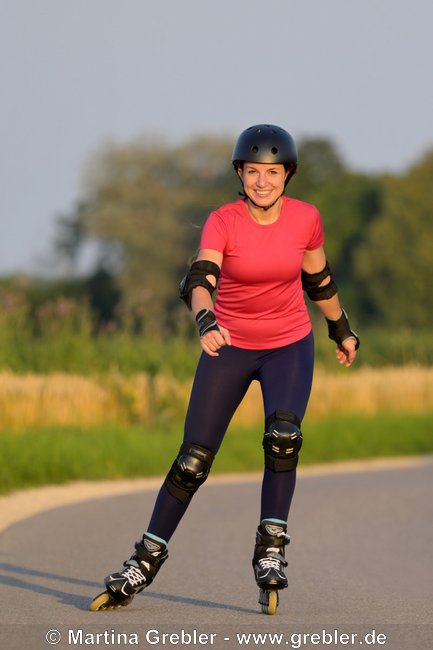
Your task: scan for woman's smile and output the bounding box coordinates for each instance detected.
[238,162,288,207]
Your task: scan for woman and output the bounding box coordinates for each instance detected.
[90,124,359,614]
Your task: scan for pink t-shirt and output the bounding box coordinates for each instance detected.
[200,196,325,349]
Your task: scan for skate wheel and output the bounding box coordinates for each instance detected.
[259,589,279,615]
[89,591,114,611]
[89,590,133,611]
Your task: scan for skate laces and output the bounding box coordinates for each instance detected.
[122,564,146,587]
[258,551,287,571]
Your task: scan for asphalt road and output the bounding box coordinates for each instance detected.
[1,460,432,649]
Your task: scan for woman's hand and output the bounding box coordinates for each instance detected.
[200,326,231,357]
[335,337,358,367]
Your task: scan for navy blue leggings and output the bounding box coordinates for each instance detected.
[147,331,314,541]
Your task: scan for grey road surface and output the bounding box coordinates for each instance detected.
[1,460,432,649]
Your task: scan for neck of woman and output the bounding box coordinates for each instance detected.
[245,197,283,225]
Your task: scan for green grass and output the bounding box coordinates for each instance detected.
[1,411,432,495]
[2,326,433,377]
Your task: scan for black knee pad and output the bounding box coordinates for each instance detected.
[164,442,215,504]
[263,410,303,472]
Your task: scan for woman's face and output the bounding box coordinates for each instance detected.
[237,162,288,208]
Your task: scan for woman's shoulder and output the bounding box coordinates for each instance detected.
[283,195,320,216]
[282,196,324,247]
[205,199,246,228]
[212,198,245,217]
[201,199,245,249]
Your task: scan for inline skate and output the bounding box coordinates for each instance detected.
[89,532,168,611]
[252,519,290,615]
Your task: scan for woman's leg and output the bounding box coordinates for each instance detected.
[96,347,257,609]
[147,345,255,541]
[257,331,315,522]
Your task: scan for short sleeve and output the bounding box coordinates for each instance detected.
[200,210,228,253]
[306,207,325,251]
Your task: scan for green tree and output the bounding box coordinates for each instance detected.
[290,138,345,198]
[61,134,414,332]
[307,173,382,317]
[290,139,383,320]
[57,135,237,332]
[355,148,433,326]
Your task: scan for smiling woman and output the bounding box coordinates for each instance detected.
[236,163,288,223]
[90,123,360,615]
[232,124,297,216]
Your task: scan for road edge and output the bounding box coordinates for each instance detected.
[1,455,432,534]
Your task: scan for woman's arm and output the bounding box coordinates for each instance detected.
[191,248,231,357]
[302,247,358,367]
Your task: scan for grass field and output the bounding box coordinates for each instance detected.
[1,411,432,495]
[1,366,432,495]
[1,366,433,431]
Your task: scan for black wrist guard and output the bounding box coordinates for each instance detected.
[195,309,220,337]
[326,309,360,350]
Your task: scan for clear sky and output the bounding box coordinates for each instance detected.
[1,0,432,274]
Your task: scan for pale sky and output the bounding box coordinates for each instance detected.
[1,0,432,274]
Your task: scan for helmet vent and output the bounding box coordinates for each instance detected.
[271,147,278,155]
[251,145,259,153]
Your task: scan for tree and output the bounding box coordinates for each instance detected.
[290,138,345,198]
[58,134,433,332]
[291,139,383,320]
[56,135,237,332]
[354,148,433,327]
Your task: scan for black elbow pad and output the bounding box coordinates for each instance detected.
[179,260,220,310]
[302,261,338,301]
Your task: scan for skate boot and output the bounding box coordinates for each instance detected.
[89,532,168,611]
[252,519,290,615]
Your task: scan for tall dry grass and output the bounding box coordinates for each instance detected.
[0,366,432,432]
[308,366,433,419]
[231,366,433,425]
[0,372,189,431]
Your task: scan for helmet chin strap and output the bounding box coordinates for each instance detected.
[238,190,283,212]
